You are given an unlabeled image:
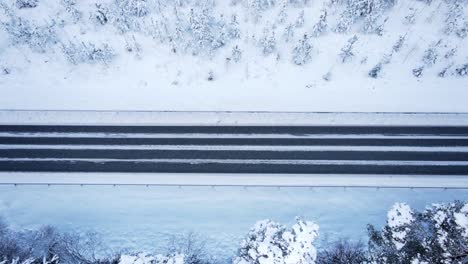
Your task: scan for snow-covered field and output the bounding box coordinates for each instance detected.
[0,184,467,260]
[0,0,467,112]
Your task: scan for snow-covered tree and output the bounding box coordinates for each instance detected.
[231,45,242,62]
[283,23,295,42]
[245,0,277,15]
[335,0,393,33]
[444,0,467,38]
[110,0,149,33]
[115,0,149,18]
[368,201,468,264]
[295,10,305,27]
[234,218,319,264]
[228,14,241,39]
[276,1,288,24]
[259,24,276,55]
[368,63,382,78]
[124,35,142,59]
[189,7,210,54]
[392,35,405,53]
[404,8,417,25]
[292,34,313,65]
[339,35,358,63]
[455,63,468,77]
[312,9,327,37]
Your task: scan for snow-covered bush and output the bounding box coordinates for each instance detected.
[0,218,115,264]
[422,42,441,67]
[412,66,423,78]
[367,201,468,264]
[439,64,452,78]
[1,15,57,53]
[234,218,319,264]
[93,4,109,26]
[60,0,82,24]
[61,41,115,65]
[0,256,58,264]
[322,71,332,81]
[455,63,468,76]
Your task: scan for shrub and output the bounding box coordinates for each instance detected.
[61,41,115,65]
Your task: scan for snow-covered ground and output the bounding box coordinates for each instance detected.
[0,0,467,112]
[2,172,467,188]
[0,184,466,260]
[2,111,468,125]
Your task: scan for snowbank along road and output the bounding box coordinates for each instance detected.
[1,125,468,175]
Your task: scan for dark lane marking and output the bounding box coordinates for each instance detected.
[1,125,468,135]
[1,160,468,174]
[1,149,468,161]
[1,137,468,146]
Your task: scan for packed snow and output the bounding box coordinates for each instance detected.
[0,0,467,112]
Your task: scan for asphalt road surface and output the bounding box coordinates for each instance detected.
[0,125,468,174]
